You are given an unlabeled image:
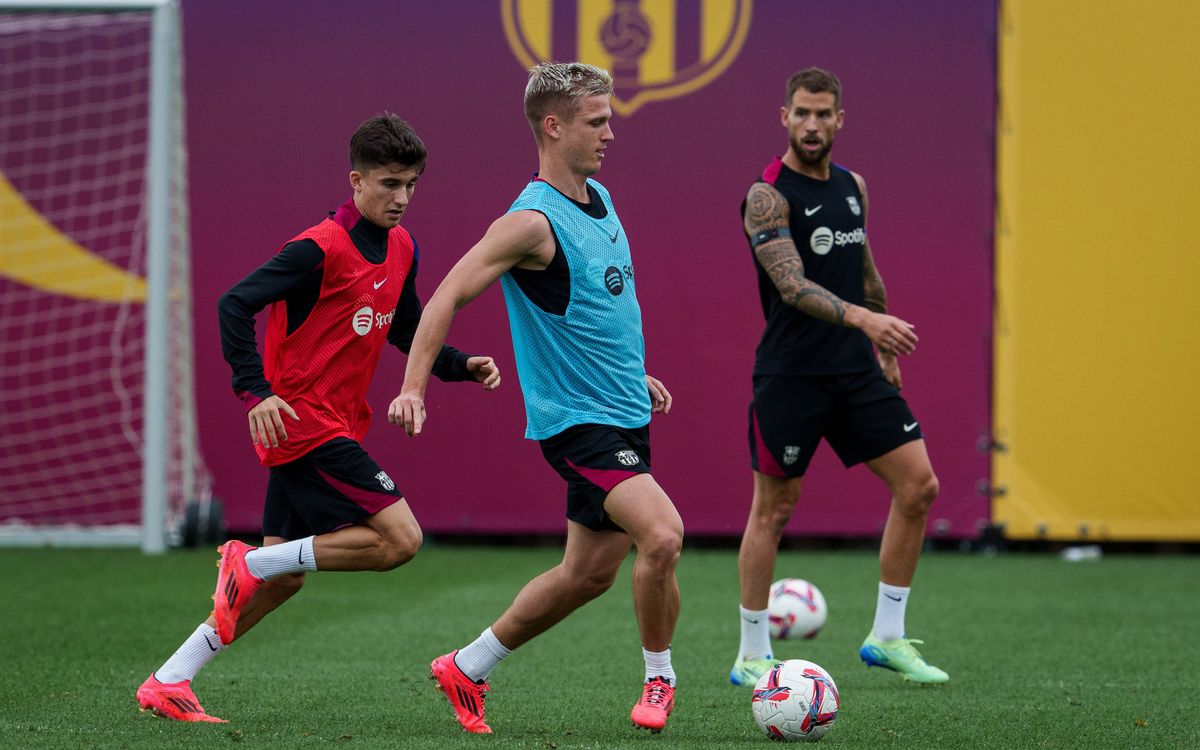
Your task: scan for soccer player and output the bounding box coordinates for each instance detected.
[729,68,948,686]
[135,114,501,722]
[390,62,683,734]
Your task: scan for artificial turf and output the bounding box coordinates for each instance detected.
[0,544,1195,748]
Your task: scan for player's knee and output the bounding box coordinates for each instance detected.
[638,526,682,572]
[897,472,939,517]
[758,493,799,535]
[378,526,422,570]
[577,567,619,599]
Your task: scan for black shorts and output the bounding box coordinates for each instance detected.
[539,423,652,532]
[262,438,403,539]
[749,370,921,478]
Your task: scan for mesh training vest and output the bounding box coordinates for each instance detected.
[500,179,650,439]
[257,215,413,465]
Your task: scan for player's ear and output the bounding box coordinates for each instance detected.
[349,169,363,192]
[542,114,560,141]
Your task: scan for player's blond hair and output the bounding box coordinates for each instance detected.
[523,62,613,143]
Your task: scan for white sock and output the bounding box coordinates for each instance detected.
[738,605,773,661]
[155,623,225,684]
[872,582,911,641]
[643,647,675,686]
[244,536,317,579]
[455,627,511,683]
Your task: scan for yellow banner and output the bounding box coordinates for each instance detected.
[994,1,1200,540]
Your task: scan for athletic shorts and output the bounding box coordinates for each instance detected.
[262,437,403,539]
[539,423,652,533]
[748,370,921,478]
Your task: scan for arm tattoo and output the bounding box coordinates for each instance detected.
[862,238,888,314]
[745,183,850,325]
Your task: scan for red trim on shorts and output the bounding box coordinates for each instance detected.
[316,467,397,515]
[565,458,637,493]
[752,408,786,477]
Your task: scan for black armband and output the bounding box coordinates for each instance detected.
[750,226,791,248]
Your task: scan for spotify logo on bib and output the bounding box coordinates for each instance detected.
[352,306,374,336]
[604,266,624,295]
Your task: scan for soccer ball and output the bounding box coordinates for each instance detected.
[768,578,827,640]
[751,659,840,742]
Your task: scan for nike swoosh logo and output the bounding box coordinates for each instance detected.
[373,278,386,289]
[298,547,304,565]
[742,617,760,625]
[608,228,620,243]
[884,594,903,602]
[904,422,919,432]
[804,205,822,216]
[204,634,220,651]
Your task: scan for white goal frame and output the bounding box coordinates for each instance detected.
[0,0,187,553]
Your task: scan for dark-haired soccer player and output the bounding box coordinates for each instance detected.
[730,68,948,687]
[392,62,683,734]
[135,113,500,722]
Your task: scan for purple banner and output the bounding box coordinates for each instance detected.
[183,0,995,538]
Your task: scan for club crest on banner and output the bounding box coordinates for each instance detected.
[501,0,752,116]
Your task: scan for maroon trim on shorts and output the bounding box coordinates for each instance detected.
[752,408,786,478]
[565,458,638,493]
[316,467,397,515]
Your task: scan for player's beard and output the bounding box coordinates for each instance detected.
[790,134,834,165]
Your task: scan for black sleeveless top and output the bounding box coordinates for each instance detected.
[745,157,875,375]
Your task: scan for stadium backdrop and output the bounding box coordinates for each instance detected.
[182,0,996,538]
[16,2,1191,542]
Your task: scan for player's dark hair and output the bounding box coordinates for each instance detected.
[349,113,427,172]
[786,68,842,109]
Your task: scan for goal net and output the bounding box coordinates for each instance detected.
[0,1,209,550]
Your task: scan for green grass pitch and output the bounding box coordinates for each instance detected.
[0,544,1196,748]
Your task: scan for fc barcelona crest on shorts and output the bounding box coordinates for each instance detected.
[501,0,753,116]
[615,450,641,467]
[846,196,861,216]
[375,471,395,491]
[783,446,800,466]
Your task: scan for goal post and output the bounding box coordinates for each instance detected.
[0,0,209,553]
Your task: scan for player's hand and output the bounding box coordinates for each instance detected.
[858,311,918,356]
[248,395,299,449]
[467,356,501,390]
[878,350,903,390]
[646,374,672,415]
[388,391,426,437]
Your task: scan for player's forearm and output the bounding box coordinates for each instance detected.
[217,290,272,398]
[863,281,887,315]
[862,242,888,314]
[400,294,457,397]
[755,234,855,327]
[784,280,854,326]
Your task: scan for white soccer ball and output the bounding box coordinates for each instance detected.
[768,578,827,640]
[751,659,840,742]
